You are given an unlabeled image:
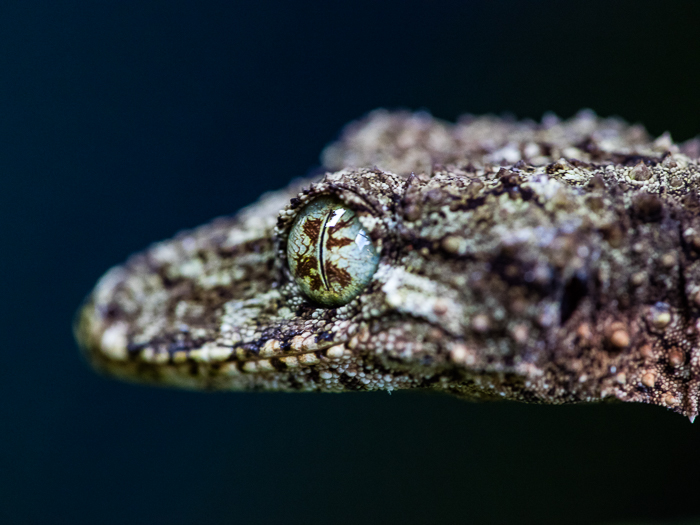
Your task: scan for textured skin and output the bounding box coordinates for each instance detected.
[76,109,700,421]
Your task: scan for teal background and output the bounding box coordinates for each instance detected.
[2,1,700,524]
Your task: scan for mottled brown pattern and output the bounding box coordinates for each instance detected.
[324,261,353,289]
[325,235,353,249]
[293,255,323,292]
[294,255,317,279]
[76,109,700,422]
[302,217,322,245]
[330,218,354,232]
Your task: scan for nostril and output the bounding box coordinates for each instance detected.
[560,273,588,325]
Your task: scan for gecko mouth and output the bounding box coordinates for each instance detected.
[78,323,357,393]
[76,301,354,379]
[131,339,353,374]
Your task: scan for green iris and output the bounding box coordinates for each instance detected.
[287,196,379,307]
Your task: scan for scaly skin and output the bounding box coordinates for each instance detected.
[75,109,700,421]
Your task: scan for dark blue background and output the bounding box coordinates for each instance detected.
[3,1,700,524]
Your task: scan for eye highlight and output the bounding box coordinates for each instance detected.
[287,195,379,307]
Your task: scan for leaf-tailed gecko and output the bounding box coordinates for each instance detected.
[75,109,700,421]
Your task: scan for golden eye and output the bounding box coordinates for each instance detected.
[287,196,379,307]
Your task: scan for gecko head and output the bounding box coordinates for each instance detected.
[75,168,454,392]
[76,109,700,420]
[76,164,603,396]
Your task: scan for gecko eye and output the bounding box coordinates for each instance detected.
[287,195,379,307]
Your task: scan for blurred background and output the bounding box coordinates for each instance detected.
[2,1,700,524]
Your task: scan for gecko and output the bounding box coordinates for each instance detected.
[75,109,700,421]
